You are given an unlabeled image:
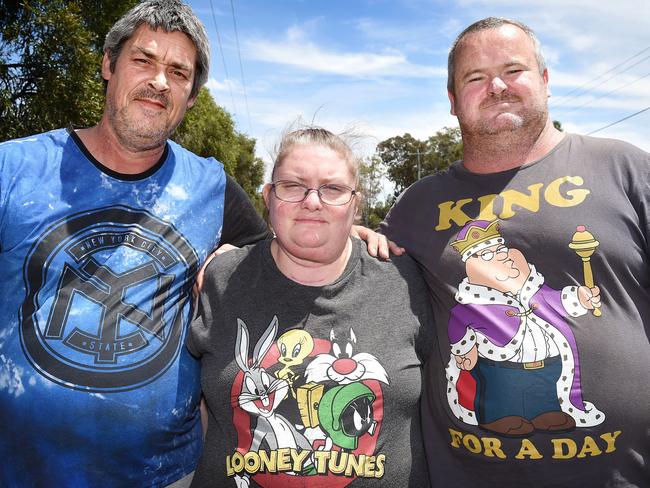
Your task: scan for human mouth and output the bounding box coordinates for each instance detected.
[132,88,170,110]
[135,98,167,110]
[481,97,519,109]
[295,217,326,224]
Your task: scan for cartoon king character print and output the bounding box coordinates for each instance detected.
[445,220,605,437]
[228,317,389,487]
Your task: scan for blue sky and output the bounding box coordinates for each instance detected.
[186,0,650,185]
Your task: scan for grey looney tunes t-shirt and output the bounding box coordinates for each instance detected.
[382,133,650,487]
[188,238,433,487]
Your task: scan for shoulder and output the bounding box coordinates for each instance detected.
[166,139,226,172]
[355,240,424,285]
[395,166,457,205]
[0,129,71,184]
[0,129,68,159]
[202,241,265,287]
[565,133,649,160]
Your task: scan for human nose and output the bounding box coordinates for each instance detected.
[301,188,323,210]
[488,76,507,94]
[149,69,170,92]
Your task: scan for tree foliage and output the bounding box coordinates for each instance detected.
[0,0,137,140]
[358,155,387,228]
[376,127,463,196]
[173,88,265,211]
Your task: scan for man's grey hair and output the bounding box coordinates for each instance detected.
[447,17,546,96]
[104,0,210,99]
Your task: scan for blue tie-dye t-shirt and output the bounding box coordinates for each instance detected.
[0,129,234,487]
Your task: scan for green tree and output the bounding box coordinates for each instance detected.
[173,88,265,210]
[425,126,463,173]
[358,155,386,228]
[376,127,463,196]
[0,0,137,140]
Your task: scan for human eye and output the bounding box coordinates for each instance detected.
[170,68,189,80]
[274,181,305,201]
[321,184,347,195]
[320,184,352,204]
[278,181,302,188]
[466,73,485,83]
[278,181,303,190]
[505,66,525,75]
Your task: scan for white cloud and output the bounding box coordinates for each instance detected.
[244,27,445,78]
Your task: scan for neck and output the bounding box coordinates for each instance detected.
[271,238,353,286]
[461,119,565,174]
[75,117,166,175]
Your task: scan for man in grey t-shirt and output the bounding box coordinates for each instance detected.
[380,17,650,487]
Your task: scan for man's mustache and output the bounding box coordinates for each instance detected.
[132,89,170,108]
[480,93,520,109]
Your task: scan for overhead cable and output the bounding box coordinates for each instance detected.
[555,71,650,116]
[209,0,238,115]
[230,0,253,133]
[551,46,650,107]
[586,106,650,135]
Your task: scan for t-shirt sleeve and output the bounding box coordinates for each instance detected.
[643,166,650,247]
[405,258,437,365]
[220,175,272,247]
[380,185,416,248]
[390,254,437,365]
[187,257,220,358]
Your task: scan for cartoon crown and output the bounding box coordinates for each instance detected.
[451,220,505,262]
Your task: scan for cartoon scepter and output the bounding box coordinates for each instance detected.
[569,225,601,317]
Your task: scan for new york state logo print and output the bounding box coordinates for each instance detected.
[19,206,198,392]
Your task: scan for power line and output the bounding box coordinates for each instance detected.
[586,106,650,135]
[208,0,238,115]
[230,0,252,133]
[552,53,650,109]
[551,46,650,107]
[556,71,650,116]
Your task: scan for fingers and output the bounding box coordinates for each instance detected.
[388,238,406,257]
[214,243,237,256]
[195,244,240,294]
[351,224,404,258]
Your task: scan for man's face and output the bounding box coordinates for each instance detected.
[465,244,530,294]
[102,25,197,152]
[448,24,549,137]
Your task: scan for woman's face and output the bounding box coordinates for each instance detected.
[263,143,358,265]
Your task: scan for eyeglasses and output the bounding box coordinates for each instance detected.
[271,180,357,206]
[475,246,509,261]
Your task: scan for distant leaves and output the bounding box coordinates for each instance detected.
[173,88,265,211]
[376,127,463,196]
[0,0,137,140]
